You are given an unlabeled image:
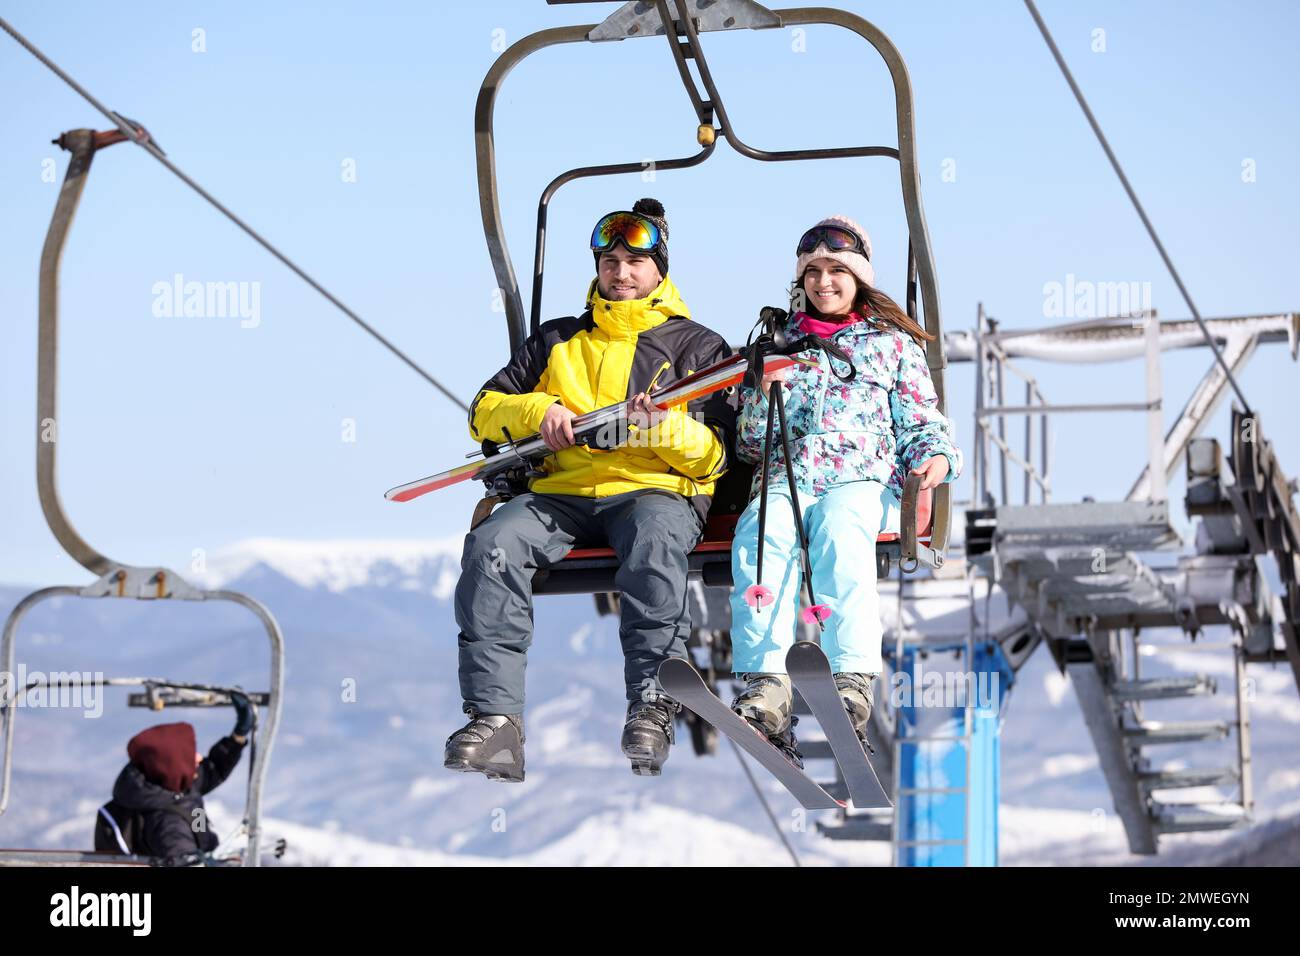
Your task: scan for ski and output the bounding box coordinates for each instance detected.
[385,352,811,503]
[658,657,844,811]
[786,641,892,809]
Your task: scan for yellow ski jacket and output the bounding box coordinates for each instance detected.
[468,275,735,523]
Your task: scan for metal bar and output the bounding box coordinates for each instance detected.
[1233,629,1253,816]
[206,589,284,867]
[983,431,1043,492]
[907,243,919,321]
[1066,651,1157,854]
[996,344,1008,506]
[476,25,592,351]
[655,0,713,123]
[1143,316,1168,502]
[1041,394,1050,502]
[1127,332,1259,502]
[674,3,905,171]
[529,144,715,336]
[1007,386,1048,490]
[1129,628,1142,725]
[478,14,894,353]
[982,344,1047,404]
[0,850,152,866]
[986,314,1149,342]
[952,313,1298,364]
[981,401,1159,416]
[37,130,115,575]
[1024,379,1032,504]
[0,587,79,816]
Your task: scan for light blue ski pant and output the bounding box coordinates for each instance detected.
[730,479,896,676]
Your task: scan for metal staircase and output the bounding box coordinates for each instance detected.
[1058,623,1252,853]
[959,305,1295,855]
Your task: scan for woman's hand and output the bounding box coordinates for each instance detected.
[759,366,789,399]
[911,455,950,491]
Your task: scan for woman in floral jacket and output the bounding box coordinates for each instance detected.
[728,215,963,765]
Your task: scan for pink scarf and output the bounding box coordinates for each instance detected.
[795,310,866,337]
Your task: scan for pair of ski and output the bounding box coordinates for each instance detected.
[384,352,811,503]
[660,643,891,811]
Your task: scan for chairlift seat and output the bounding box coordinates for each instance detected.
[526,463,933,594]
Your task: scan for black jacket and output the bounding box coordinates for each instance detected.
[468,295,738,524]
[109,735,245,860]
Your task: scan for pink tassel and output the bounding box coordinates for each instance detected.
[744,584,774,610]
[800,604,832,625]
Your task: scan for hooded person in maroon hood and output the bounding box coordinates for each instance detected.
[95,692,254,862]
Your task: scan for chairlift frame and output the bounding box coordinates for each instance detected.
[473,0,953,591]
[0,127,284,867]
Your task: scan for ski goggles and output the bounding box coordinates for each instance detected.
[796,224,870,260]
[591,211,663,255]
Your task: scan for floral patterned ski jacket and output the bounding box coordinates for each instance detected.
[735,311,963,501]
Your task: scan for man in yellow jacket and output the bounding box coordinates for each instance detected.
[445,199,735,781]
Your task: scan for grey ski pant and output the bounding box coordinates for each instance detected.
[454,489,705,715]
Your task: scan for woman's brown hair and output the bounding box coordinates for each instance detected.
[798,268,936,348]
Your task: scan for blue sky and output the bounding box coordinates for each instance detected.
[2,1,1297,585]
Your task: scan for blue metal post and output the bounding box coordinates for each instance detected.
[893,642,1013,866]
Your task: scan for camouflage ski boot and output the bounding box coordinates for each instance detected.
[732,673,804,768]
[621,697,680,776]
[834,672,876,753]
[444,707,526,782]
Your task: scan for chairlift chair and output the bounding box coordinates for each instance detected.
[0,125,284,868]
[471,0,953,594]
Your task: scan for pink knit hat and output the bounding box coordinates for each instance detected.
[794,215,875,289]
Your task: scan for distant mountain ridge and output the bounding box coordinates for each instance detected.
[198,536,467,596]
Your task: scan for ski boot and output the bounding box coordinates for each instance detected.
[834,672,876,754]
[443,707,526,782]
[732,673,804,769]
[621,697,679,776]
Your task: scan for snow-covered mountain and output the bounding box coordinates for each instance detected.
[197,537,467,597]
[1,538,1296,866]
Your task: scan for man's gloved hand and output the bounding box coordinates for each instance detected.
[230,690,256,739]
